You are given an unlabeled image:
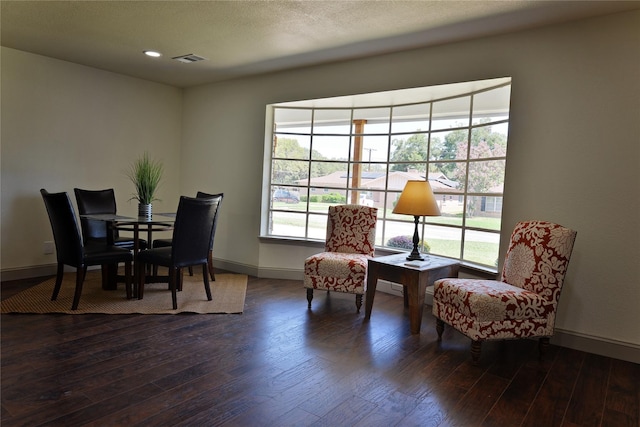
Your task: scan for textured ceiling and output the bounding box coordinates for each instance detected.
[1,1,638,88]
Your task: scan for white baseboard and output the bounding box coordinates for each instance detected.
[550,329,640,364]
[0,263,102,281]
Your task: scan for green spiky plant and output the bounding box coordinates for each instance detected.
[126,152,163,204]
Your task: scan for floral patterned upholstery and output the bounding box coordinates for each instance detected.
[433,220,577,363]
[304,205,377,312]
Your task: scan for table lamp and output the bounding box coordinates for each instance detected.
[392,180,441,261]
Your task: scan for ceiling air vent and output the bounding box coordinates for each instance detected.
[172,54,206,64]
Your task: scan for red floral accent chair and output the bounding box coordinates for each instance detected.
[304,205,378,313]
[433,220,577,364]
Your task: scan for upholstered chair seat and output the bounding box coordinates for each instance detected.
[433,220,577,364]
[304,204,377,313]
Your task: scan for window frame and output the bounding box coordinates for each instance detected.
[261,79,511,272]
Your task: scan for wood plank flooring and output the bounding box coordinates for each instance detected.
[2,274,638,427]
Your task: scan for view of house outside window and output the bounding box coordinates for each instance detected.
[263,79,511,270]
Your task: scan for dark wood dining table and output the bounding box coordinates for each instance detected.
[80,213,175,290]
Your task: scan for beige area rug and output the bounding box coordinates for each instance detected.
[1,270,247,314]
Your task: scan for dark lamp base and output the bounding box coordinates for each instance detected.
[406,215,424,261]
[406,251,424,261]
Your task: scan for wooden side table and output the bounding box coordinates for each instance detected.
[364,253,460,334]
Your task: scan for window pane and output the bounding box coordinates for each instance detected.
[314,109,351,134]
[467,160,505,193]
[352,134,389,163]
[274,108,312,133]
[433,162,467,192]
[391,103,430,134]
[311,135,350,160]
[465,197,502,230]
[432,96,470,131]
[309,187,347,204]
[273,134,310,160]
[271,186,302,207]
[384,220,419,250]
[307,213,328,240]
[426,225,462,259]
[389,133,429,171]
[309,163,348,187]
[430,129,468,161]
[431,194,464,227]
[463,229,500,267]
[269,211,307,238]
[364,190,384,210]
[469,125,508,159]
[353,108,391,134]
[271,160,309,185]
[472,85,511,126]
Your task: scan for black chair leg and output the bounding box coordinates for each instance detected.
[51,263,65,301]
[539,337,550,360]
[306,288,313,308]
[137,261,146,300]
[203,264,212,301]
[208,250,215,281]
[355,294,363,313]
[471,340,482,365]
[71,267,87,310]
[169,267,178,310]
[124,261,132,299]
[436,318,445,341]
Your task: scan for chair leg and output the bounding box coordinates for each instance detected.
[177,268,184,291]
[539,337,550,359]
[355,294,363,313]
[137,261,146,300]
[188,266,194,276]
[169,267,178,310]
[71,267,87,310]
[124,261,132,300]
[208,250,215,281]
[436,318,445,341]
[203,264,212,301]
[306,288,313,309]
[471,340,482,365]
[51,263,65,301]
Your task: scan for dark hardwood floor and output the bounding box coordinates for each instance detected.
[1,273,638,427]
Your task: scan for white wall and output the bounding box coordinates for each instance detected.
[1,48,183,273]
[180,12,640,352]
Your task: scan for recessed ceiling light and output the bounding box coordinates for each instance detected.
[143,50,162,58]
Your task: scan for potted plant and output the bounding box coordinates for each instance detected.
[126,151,163,218]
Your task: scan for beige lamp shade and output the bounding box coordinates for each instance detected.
[393,180,441,216]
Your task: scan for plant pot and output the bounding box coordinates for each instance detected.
[138,203,152,218]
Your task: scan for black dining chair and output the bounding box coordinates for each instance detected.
[137,195,221,310]
[40,189,133,310]
[152,192,223,280]
[74,188,147,250]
